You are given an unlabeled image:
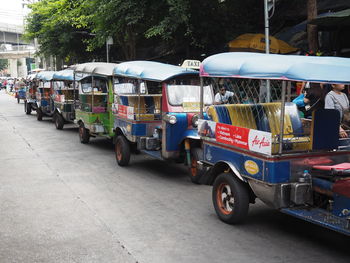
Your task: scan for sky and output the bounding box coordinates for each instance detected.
[0,0,29,26]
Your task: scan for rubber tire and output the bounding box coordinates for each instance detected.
[189,147,205,184]
[212,173,250,224]
[79,123,90,144]
[26,102,32,115]
[55,113,64,130]
[36,108,43,121]
[17,97,20,104]
[115,135,131,166]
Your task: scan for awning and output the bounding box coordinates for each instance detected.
[228,33,298,54]
[309,9,350,29]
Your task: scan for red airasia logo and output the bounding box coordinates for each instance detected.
[251,135,270,148]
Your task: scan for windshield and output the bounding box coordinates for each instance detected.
[53,81,65,90]
[53,80,75,90]
[114,82,136,94]
[80,76,107,93]
[40,81,51,88]
[167,85,213,107]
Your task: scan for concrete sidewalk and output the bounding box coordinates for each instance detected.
[0,90,135,263]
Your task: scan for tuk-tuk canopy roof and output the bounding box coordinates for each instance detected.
[113,61,198,82]
[53,69,85,81]
[36,71,55,81]
[73,62,118,76]
[200,52,350,84]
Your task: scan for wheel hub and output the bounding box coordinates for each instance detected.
[217,183,234,214]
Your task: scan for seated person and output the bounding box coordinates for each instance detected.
[325,84,349,138]
[303,82,329,118]
[214,86,235,105]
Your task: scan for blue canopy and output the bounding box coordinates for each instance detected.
[36,71,55,81]
[113,61,198,82]
[200,52,350,84]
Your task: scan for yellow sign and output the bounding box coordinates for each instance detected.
[183,101,200,112]
[244,160,259,175]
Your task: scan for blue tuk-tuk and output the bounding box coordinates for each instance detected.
[52,69,81,129]
[113,61,214,183]
[35,71,55,121]
[198,52,350,236]
[24,73,38,115]
[15,80,26,104]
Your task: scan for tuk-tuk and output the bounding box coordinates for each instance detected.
[73,62,118,143]
[35,71,55,121]
[52,69,81,130]
[112,61,214,183]
[24,73,38,114]
[14,80,26,104]
[198,52,350,236]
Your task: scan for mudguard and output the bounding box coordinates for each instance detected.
[181,129,200,140]
[211,161,246,182]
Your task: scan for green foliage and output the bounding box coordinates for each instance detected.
[24,0,94,63]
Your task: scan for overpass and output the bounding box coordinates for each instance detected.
[0,22,36,77]
[0,22,27,45]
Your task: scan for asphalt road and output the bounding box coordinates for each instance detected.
[0,90,349,263]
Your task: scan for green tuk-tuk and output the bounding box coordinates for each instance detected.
[73,62,118,143]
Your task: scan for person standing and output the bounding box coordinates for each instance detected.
[325,84,349,138]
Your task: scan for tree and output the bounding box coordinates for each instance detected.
[84,0,157,60]
[23,0,276,64]
[24,0,97,64]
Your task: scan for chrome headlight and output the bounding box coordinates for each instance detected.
[163,114,177,124]
[191,114,199,128]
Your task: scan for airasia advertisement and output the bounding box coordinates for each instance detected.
[198,120,272,155]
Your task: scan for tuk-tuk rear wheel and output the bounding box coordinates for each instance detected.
[55,114,64,130]
[79,123,90,144]
[26,102,32,115]
[36,108,43,121]
[189,147,204,184]
[212,173,249,224]
[115,135,130,166]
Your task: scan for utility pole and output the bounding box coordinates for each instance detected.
[264,0,275,102]
[307,0,318,53]
[264,0,270,54]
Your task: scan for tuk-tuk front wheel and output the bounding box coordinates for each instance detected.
[25,102,32,115]
[115,135,130,166]
[55,113,64,130]
[189,147,205,184]
[17,97,20,104]
[79,123,90,144]
[36,108,43,121]
[212,173,249,224]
